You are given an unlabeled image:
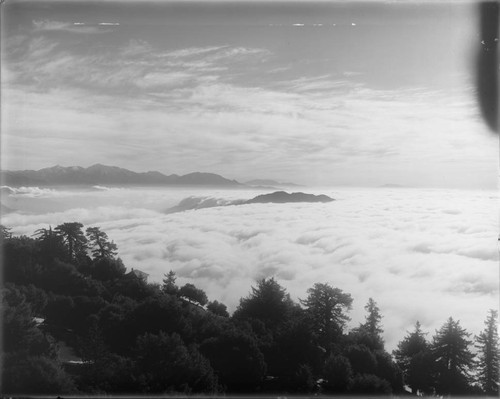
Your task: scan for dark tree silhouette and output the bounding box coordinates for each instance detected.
[292,364,315,393]
[162,270,178,295]
[2,285,75,394]
[178,283,208,307]
[88,258,126,281]
[233,277,297,330]
[393,321,434,394]
[475,309,499,396]
[55,222,87,262]
[432,317,475,395]
[134,331,219,393]
[323,354,353,392]
[207,300,229,317]
[349,298,384,351]
[86,226,117,260]
[3,235,41,284]
[33,226,54,241]
[300,283,353,355]
[33,225,66,264]
[364,298,383,334]
[3,224,498,396]
[200,328,266,392]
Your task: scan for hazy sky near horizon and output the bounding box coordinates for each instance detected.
[1,1,497,188]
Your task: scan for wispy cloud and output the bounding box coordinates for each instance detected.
[32,20,115,34]
[4,35,269,94]
[2,30,497,188]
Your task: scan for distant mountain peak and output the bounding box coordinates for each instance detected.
[246,191,334,204]
[0,164,242,187]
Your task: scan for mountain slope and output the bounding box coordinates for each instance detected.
[245,191,334,204]
[1,164,241,187]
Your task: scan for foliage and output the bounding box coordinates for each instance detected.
[355,297,384,350]
[162,270,178,295]
[2,355,76,394]
[135,331,219,393]
[200,327,266,392]
[0,223,496,396]
[55,222,88,262]
[86,226,118,260]
[475,309,499,396]
[34,226,67,264]
[292,364,315,393]
[344,343,378,375]
[3,234,41,285]
[300,283,353,355]
[87,257,126,281]
[178,283,208,307]
[3,285,55,357]
[323,354,352,392]
[348,373,392,394]
[432,317,475,395]
[207,300,229,317]
[393,321,434,394]
[234,277,297,330]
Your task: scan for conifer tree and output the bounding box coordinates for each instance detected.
[162,270,178,295]
[432,317,475,395]
[55,222,87,262]
[363,298,383,336]
[360,297,384,349]
[234,277,297,330]
[393,321,433,394]
[475,309,499,396]
[86,226,118,260]
[300,283,352,355]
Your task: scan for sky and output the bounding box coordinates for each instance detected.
[1,0,498,188]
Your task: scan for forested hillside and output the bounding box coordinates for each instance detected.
[1,223,498,396]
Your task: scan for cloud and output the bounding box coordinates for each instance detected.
[165,196,246,213]
[32,20,114,34]
[1,185,61,198]
[4,35,269,94]
[2,32,497,188]
[2,186,497,351]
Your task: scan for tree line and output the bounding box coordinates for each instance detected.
[1,223,498,396]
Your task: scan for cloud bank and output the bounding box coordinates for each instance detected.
[2,186,497,351]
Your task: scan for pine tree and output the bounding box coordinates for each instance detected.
[162,270,178,295]
[55,222,87,262]
[86,226,118,260]
[300,283,353,355]
[432,317,475,395]
[393,321,433,394]
[33,226,66,262]
[475,309,499,396]
[234,277,297,330]
[360,297,384,349]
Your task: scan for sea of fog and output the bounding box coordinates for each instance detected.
[1,185,498,351]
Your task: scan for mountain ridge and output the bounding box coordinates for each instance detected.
[0,164,242,187]
[245,191,334,204]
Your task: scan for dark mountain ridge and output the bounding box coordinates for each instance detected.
[0,164,241,187]
[245,191,334,204]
